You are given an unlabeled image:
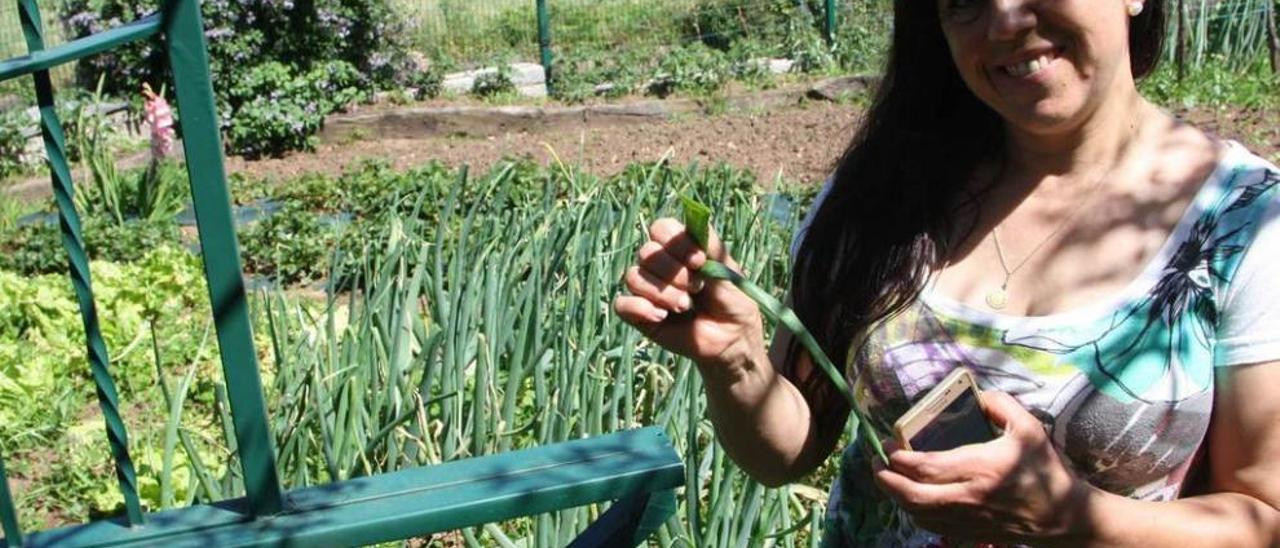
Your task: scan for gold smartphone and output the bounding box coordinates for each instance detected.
[893,367,998,452]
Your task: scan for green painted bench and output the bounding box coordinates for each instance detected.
[0,1,683,546]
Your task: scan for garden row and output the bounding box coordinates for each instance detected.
[0,157,839,546]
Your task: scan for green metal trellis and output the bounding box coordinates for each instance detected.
[0,0,682,546]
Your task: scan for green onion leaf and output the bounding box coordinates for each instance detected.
[679,194,887,463]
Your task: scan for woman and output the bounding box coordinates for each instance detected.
[615,0,1280,546]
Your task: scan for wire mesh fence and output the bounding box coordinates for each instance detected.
[0,2,74,86]
[396,0,884,66]
[390,0,1278,67]
[0,0,1275,99]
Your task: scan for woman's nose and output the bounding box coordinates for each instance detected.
[988,0,1037,41]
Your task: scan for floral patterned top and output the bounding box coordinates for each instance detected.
[795,143,1280,547]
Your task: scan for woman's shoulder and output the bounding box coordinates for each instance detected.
[1218,139,1279,175]
[1213,140,1279,217]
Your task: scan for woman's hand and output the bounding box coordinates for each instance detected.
[873,391,1096,545]
[613,218,765,372]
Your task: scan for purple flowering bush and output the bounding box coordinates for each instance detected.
[60,0,409,156]
[222,60,365,157]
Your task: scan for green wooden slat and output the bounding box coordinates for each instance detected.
[9,427,684,548]
[160,0,284,516]
[17,0,145,527]
[0,454,21,548]
[0,12,160,81]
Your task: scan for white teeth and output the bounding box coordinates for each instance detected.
[1004,54,1053,77]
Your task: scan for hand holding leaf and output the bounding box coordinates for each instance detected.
[679,195,887,463]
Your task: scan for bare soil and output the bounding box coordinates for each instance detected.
[224,99,1280,187]
[6,91,1278,199]
[227,98,864,186]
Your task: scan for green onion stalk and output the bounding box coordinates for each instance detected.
[680,195,888,464]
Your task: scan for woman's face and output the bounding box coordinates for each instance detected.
[936,0,1135,135]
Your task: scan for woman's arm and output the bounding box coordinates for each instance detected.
[1073,361,1280,547]
[615,219,842,487]
[702,326,847,487]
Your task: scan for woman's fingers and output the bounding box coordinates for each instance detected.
[649,217,741,274]
[624,266,693,313]
[890,444,987,484]
[873,462,974,511]
[613,295,669,325]
[636,241,703,293]
[649,218,708,269]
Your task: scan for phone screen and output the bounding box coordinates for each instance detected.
[908,388,998,452]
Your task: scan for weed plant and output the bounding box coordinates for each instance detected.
[1141,55,1280,110]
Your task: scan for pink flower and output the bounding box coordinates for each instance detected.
[143,83,175,159]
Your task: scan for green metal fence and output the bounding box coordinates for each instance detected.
[0,1,684,545]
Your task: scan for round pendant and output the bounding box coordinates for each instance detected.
[985,287,1009,310]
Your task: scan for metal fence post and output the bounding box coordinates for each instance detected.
[0,454,21,547]
[161,0,284,516]
[824,0,837,45]
[1267,0,1279,75]
[537,0,553,95]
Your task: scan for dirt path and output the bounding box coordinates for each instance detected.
[225,100,1279,187]
[8,95,1278,198]
[227,99,865,186]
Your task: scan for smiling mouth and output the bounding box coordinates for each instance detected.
[1001,49,1059,77]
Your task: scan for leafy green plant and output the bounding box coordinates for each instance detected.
[551,47,649,103]
[0,217,182,276]
[240,204,339,286]
[408,65,445,101]
[683,0,826,51]
[649,43,732,97]
[0,108,31,180]
[727,39,777,86]
[785,23,836,74]
[0,245,219,524]
[60,0,405,157]
[221,60,368,157]
[471,64,517,98]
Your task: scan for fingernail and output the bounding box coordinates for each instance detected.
[652,308,669,321]
[678,294,692,311]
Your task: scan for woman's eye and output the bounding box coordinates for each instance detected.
[942,0,983,22]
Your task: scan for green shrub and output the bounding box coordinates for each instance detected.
[649,43,731,97]
[221,61,367,157]
[471,65,517,98]
[60,0,408,97]
[60,0,406,156]
[551,48,649,103]
[409,66,444,101]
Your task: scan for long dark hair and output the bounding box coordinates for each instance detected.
[787,1,1167,437]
